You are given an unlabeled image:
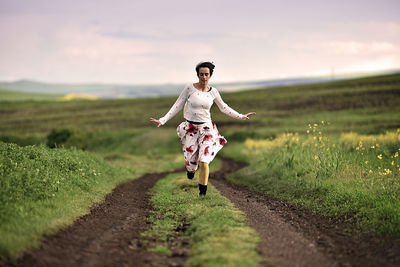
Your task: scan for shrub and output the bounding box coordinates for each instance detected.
[46,128,72,148]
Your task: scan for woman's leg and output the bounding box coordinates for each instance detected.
[198,162,209,196]
[199,162,209,185]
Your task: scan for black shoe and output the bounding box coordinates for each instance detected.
[187,171,195,179]
[198,184,207,196]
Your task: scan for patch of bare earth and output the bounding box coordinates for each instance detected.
[1,169,189,267]
[210,158,400,267]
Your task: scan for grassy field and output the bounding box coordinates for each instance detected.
[1,72,400,259]
[0,138,184,258]
[1,73,400,136]
[221,126,400,236]
[0,88,60,102]
[0,142,127,257]
[143,172,261,266]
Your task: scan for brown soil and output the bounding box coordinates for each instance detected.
[1,169,189,267]
[210,158,400,267]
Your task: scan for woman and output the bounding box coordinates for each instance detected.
[150,61,256,196]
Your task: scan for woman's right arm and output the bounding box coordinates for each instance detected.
[157,86,190,125]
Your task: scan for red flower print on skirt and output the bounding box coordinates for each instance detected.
[203,146,210,156]
[177,121,227,172]
[219,138,226,146]
[186,145,194,153]
[203,134,213,142]
[186,123,198,135]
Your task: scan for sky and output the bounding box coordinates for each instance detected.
[0,0,399,84]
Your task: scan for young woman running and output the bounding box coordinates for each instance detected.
[150,61,256,196]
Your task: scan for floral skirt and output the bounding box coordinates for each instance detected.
[177,121,227,172]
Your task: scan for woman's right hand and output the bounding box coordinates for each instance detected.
[243,112,256,120]
[150,118,163,127]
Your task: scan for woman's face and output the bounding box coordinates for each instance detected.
[198,67,211,84]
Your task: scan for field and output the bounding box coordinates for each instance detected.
[1,73,400,265]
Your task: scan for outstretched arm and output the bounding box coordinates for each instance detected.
[150,86,189,127]
[213,90,256,120]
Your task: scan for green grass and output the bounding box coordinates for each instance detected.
[1,73,399,136]
[0,88,59,101]
[221,126,400,236]
[0,142,123,258]
[143,172,262,267]
[0,140,183,259]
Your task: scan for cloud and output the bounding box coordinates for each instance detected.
[58,25,156,59]
[0,14,216,83]
[339,56,399,73]
[0,6,399,84]
[292,40,399,57]
[328,41,395,55]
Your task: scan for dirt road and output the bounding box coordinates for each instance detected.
[2,158,399,267]
[211,158,400,267]
[2,170,188,267]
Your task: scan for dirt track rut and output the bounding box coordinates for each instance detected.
[210,158,400,267]
[2,170,187,267]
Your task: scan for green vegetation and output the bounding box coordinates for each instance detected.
[222,125,400,236]
[1,73,400,136]
[0,137,184,259]
[0,128,184,259]
[0,88,59,101]
[0,142,128,258]
[0,72,399,259]
[143,173,261,266]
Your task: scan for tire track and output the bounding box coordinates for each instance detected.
[210,157,400,267]
[2,169,187,267]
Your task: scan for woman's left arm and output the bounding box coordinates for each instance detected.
[213,90,256,120]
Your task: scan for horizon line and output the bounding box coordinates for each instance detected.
[1,68,399,86]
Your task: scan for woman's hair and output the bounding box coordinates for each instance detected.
[195,61,215,76]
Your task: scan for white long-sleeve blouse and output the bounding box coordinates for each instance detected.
[158,83,245,125]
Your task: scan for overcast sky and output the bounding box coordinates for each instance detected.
[0,0,399,84]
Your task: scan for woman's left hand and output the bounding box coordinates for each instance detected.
[243,112,256,120]
[150,118,163,127]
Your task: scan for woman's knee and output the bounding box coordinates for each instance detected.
[199,162,208,168]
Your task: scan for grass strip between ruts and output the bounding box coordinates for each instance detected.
[144,172,262,267]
